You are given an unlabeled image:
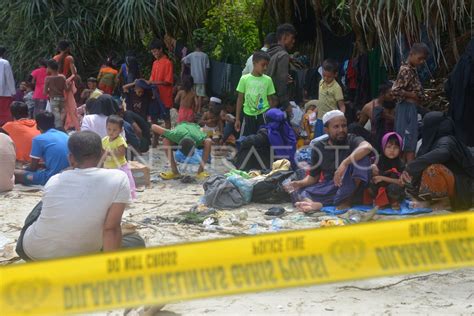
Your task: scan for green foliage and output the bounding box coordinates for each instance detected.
[0,0,217,81]
[195,0,261,65]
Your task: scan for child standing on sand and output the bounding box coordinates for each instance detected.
[175,75,196,123]
[102,115,136,199]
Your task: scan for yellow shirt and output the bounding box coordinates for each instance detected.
[102,136,128,168]
[317,79,344,119]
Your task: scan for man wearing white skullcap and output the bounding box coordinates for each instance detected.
[322,110,345,126]
[210,97,222,104]
[287,110,374,213]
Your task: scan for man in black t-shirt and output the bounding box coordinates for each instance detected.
[288,110,373,212]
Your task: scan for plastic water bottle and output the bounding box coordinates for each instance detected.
[349,213,362,223]
[271,218,283,231]
[249,223,259,235]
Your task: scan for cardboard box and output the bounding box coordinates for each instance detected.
[129,161,151,188]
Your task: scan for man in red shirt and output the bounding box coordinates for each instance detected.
[148,39,173,130]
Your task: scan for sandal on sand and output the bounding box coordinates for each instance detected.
[160,171,181,180]
[196,171,210,180]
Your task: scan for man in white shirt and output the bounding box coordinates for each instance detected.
[16,131,144,261]
[0,46,16,125]
[0,131,15,192]
[241,33,276,76]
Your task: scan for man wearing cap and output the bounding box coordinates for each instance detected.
[288,110,373,212]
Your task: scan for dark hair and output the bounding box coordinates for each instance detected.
[150,39,165,51]
[210,102,224,116]
[24,81,34,90]
[252,51,271,63]
[68,131,103,164]
[379,81,393,95]
[264,32,277,46]
[179,137,196,157]
[106,114,124,128]
[0,127,9,135]
[10,101,29,120]
[36,112,55,131]
[38,58,47,67]
[182,75,194,92]
[322,59,338,74]
[87,77,97,83]
[386,134,401,147]
[276,23,296,40]
[410,43,430,56]
[0,46,6,57]
[86,94,118,116]
[47,59,59,71]
[194,39,204,49]
[105,57,114,68]
[57,40,71,52]
[125,55,140,82]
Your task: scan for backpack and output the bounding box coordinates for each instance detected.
[251,170,294,203]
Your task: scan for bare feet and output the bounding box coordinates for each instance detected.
[335,201,351,211]
[409,200,431,209]
[410,198,451,211]
[430,198,452,211]
[295,199,323,213]
[390,201,401,210]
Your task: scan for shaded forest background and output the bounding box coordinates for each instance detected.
[0,0,472,82]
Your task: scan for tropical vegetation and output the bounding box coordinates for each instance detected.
[1,0,472,80]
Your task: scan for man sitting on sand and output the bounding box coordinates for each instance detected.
[152,122,212,180]
[288,110,373,212]
[16,131,144,261]
[14,112,69,186]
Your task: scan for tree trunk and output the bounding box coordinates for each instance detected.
[349,0,367,57]
[310,0,324,67]
[284,0,292,22]
[447,6,460,63]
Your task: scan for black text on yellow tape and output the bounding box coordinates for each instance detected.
[1,212,473,315]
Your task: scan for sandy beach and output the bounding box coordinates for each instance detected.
[1,148,472,315]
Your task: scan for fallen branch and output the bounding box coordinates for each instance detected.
[337,273,450,291]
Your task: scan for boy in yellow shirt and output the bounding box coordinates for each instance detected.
[314,59,346,137]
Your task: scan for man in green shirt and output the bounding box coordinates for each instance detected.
[152,122,212,180]
[235,51,276,137]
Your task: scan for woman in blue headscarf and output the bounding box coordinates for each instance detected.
[261,108,297,166]
[233,108,297,171]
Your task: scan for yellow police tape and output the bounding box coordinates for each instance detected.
[1,212,473,315]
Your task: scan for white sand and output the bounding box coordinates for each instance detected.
[1,149,472,315]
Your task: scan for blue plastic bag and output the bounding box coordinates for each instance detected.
[227,175,253,203]
[175,149,211,164]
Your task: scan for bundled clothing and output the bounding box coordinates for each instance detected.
[405,112,474,210]
[446,39,474,146]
